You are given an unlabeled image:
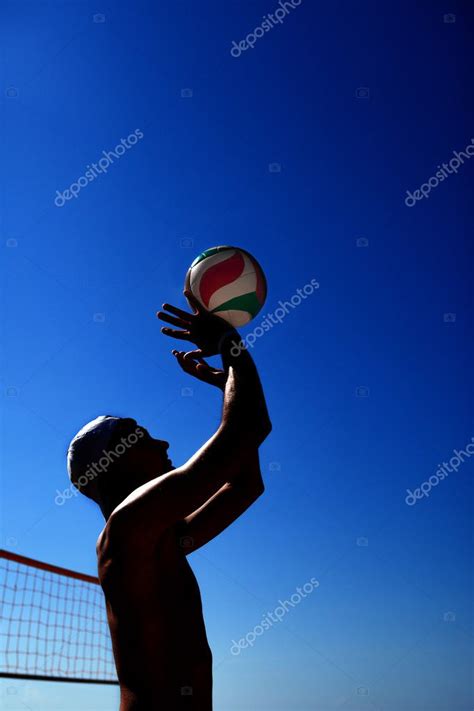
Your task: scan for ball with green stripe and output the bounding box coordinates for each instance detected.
[185,246,267,327]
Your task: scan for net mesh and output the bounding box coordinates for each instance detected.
[0,551,117,683]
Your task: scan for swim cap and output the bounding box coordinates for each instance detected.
[67,415,123,498]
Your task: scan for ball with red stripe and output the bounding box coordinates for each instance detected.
[185,246,267,327]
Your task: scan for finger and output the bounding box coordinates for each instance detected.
[194,367,219,385]
[183,290,204,314]
[161,328,192,340]
[196,359,224,376]
[174,351,198,374]
[197,356,223,369]
[175,351,200,366]
[196,363,226,388]
[190,359,220,383]
[174,351,224,386]
[161,303,193,322]
[195,357,212,370]
[175,350,194,365]
[174,352,215,385]
[183,348,204,360]
[157,312,189,329]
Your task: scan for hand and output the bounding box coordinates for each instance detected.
[172,351,226,390]
[157,290,238,358]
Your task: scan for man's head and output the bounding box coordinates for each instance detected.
[67,416,172,517]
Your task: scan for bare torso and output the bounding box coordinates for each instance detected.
[97,525,213,711]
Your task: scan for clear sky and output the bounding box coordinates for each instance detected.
[1,1,473,709]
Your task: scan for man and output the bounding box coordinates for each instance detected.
[67,291,271,710]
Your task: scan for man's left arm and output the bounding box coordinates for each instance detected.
[176,448,263,554]
[170,351,266,554]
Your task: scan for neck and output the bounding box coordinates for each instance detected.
[98,483,133,521]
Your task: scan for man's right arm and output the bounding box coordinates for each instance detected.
[108,300,271,546]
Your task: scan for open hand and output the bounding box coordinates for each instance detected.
[157,290,238,358]
[172,351,226,390]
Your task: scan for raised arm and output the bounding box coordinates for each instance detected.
[108,292,271,546]
[168,352,266,554]
[176,445,264,555]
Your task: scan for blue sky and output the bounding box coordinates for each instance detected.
[1,0,473,709]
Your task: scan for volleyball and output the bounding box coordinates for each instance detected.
[185,246,267,327]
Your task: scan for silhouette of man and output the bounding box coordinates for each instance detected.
[67,291,271,710]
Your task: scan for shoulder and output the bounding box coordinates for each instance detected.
[96,519,119,588]
[96,524,107,557]
[99,469,189,545]
[96,509,138,562]
[96,508,179,574]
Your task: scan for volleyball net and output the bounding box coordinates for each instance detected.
[0,549,118,684]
